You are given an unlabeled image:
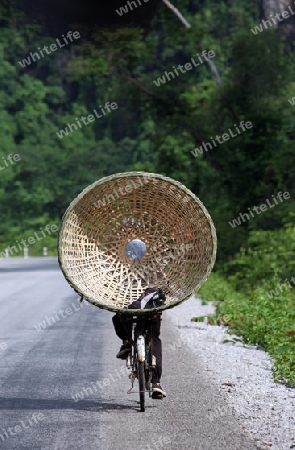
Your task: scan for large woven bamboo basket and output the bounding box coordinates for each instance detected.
[58,172,217,314]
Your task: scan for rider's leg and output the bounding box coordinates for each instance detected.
[150,315,166,398]
[112,313,130,342]
[112,314,132,359]
[150,314,162,382]
[151,336,162,383]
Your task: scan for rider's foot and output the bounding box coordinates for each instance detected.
[116,342,131,359]
[151,383,166,399]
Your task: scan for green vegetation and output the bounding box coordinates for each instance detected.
[197,222,295,386]
[1,1,295,384]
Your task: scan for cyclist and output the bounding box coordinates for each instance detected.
[112,287,166,399]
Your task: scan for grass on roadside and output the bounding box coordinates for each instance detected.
[196,272,295,387]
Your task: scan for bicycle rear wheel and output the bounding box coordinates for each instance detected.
[138,361,145,412]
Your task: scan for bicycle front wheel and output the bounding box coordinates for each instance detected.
[138,361,145,412]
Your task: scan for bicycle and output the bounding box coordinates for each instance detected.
[125,311,161,412]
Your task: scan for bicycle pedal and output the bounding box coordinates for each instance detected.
[127,387,136,394]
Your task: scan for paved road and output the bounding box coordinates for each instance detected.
[0,258,257,450]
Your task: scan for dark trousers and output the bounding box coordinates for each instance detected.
[112,313,162,383]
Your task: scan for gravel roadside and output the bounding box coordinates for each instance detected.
[166,296,295,450]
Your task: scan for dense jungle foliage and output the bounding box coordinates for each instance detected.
[0,0,295,384]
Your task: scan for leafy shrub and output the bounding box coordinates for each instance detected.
[198,273,295,386]
[223,219,295,292]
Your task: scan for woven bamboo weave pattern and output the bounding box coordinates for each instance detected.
[58,172,217,314]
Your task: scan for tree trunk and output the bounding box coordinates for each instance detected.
[262,0,295,47]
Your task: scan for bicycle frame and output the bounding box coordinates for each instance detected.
[126,315,156,412]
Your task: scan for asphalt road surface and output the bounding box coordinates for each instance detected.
[0,258,257,450]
